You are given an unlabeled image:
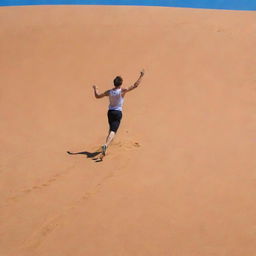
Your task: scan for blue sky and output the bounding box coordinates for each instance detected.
[1,0,256,10]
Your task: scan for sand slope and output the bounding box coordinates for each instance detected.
[0,6,256,256]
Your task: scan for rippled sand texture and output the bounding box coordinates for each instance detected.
[1,6,256,256]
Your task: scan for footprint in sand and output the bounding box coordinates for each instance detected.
[134,142,141,147]
[23,189,32,193]
[113,140,141,150]
[48,178,57,183]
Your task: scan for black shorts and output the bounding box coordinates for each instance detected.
[108,110,122,133]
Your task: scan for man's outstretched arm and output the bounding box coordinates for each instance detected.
[122,70,145,96]
[93,85,109,99]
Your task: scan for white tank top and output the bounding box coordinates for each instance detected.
[108,88,124,111]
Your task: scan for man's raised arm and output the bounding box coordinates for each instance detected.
[93,85,109,99]
[122,70,145,95]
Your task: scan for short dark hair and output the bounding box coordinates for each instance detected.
[114,76,123,87]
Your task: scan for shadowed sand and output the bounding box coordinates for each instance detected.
[0,5,256,256]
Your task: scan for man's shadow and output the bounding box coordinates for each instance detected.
[67,149,103,162]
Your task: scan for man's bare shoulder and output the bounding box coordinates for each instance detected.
[121,88,128,96]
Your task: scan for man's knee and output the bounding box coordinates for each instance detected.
[110,131,116,136]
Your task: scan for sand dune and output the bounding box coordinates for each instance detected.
[1,6,256,255]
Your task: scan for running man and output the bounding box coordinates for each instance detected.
[92,70,145,158]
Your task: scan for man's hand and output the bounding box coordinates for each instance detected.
[140,69,145,77]
[93,85,98,90]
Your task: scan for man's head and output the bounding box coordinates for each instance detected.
[114,76,123,87]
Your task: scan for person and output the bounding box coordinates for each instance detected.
[92,69,145,158]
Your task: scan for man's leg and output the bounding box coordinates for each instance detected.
[106,131,115,147]
[102,130,115,156]
[101,111,121,157]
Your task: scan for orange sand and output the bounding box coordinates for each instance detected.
[0,6,256,256]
